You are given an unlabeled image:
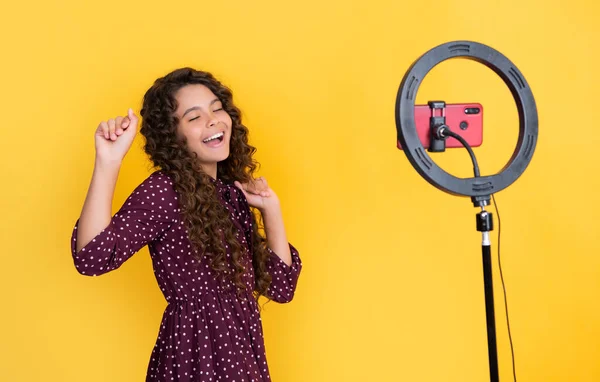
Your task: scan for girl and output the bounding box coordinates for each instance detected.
[71,67,302,381]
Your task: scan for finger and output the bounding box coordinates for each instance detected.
[108,119,117,141]
[121,116,131,129]
[253,179,268,193]
[234,181,252,200]
[257,177,268,189]
[99,121,109,140]
[127,108,139,130]
[244,181,264,195]
[234,181,247,193]
[115,116,124,135]
[247,179,259,192]
[246,182,263,195]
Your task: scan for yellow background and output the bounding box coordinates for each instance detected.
[1,0,598,381]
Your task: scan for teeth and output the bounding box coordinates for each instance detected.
[203,132,224,143]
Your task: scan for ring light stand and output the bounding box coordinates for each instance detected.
[395,41,538,382]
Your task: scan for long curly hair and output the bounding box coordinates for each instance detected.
[139,67,272,300]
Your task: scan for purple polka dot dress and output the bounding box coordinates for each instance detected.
[70,171,302,381]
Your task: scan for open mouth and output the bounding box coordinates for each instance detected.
[202,132,225,147]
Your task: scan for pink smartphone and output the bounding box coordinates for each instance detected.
[397,103,483,150]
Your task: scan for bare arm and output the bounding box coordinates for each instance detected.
[261,201,292,266]
[75,159,121,252]
[75,109,138,252]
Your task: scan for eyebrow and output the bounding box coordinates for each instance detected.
[182,98,221,118]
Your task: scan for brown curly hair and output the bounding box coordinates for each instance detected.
[139,67,272,300]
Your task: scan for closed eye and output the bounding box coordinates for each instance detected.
[189,116,200,122]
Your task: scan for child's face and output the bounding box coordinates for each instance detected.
[174,84,233,176]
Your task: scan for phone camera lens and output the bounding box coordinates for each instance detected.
[460,121,469,130]
[464,108,480,114]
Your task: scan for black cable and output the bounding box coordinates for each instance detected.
[439,127,517,382]
[440,128,481,177]
[492,193,517,381]
[439,126,517,380]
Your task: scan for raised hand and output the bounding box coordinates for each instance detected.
[234,177,279,211]
[94,108,139,164]
[235,177,291,265]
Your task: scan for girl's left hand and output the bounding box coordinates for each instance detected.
[234,177,280,211]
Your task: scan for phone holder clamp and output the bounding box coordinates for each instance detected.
[428,100,449,153]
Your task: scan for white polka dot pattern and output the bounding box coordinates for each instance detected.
[70,171,302,381]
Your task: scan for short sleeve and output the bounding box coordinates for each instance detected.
[70,171,179,276]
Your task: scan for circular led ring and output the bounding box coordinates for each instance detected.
[395,41,538,197]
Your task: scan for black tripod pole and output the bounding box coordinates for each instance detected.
[476,200,499,382]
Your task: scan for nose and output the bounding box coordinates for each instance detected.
[207,113,219,128]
